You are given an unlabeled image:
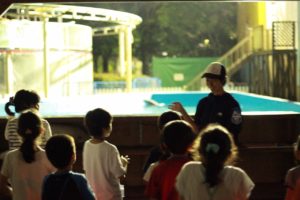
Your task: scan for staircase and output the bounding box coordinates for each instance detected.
[185,30,256,91]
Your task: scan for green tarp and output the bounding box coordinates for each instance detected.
[152,57,218,87]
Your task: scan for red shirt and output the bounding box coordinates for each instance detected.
[145,155,191,200]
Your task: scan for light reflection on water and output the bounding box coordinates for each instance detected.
[1,91,300,118]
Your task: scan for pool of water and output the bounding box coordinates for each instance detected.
[1,91,300,118]
[151,91,300,115]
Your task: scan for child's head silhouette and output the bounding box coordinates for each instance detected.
[46,134,76,169]
[84,108,112,139]
[5,89,40,116]
[162,120,195,155]
[157,110,181,131]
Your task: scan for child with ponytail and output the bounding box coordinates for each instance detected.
[284,135,300,200]
[4,89,52,150]
[0,111,55,200]
[176,124,254,200]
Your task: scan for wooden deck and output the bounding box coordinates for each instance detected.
[0,113,299,199]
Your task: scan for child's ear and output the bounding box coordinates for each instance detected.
[160,143,168,150]
[32,103,39,110]
[295,151,300,160]
[186,144,194,153]
[71,152,76,164]
[102,127,109,133]
[39,127,45,135]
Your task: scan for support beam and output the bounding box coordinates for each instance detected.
[43,17,49,98]
[0,2,12,17]
[125,26,133,92]
[5,52,13,95]
[119,30,125,77]
[297,2,300,100]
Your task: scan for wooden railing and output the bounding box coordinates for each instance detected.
[185,25,272,91]
[246,50,297,101]
[219,35,254,77]
[185,34,254,91]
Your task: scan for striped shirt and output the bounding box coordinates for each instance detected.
[5,117,52,150]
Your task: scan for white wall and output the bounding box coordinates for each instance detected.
[0,20,93,97]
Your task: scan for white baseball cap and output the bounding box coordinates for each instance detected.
[201,62,226,80]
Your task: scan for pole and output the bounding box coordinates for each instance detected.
[43,17,49,98]
[125,26,133,92]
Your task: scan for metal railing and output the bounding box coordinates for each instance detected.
[185,25,272,91]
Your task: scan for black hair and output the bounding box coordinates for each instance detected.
[293,135,300,162]
[46,134,75,169]
[162,120,196,155]
[157,110,181,130]
[198,124,237,188]
[295,135,300,151]
[5,89,40,116]
[18,111,42,163]
[219,64,227,85]
[84,108,112,138]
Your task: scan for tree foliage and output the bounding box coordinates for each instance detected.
[74,2,237,75]
[93,36,117,73]
[156,2,237,57]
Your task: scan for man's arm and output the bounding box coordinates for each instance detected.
[169,102,199,133]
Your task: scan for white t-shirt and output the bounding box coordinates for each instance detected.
[5,113,52,150]
[176,161,254,200]
[83,140,127,200]
[143,161,159,182]
[1,148,55,200]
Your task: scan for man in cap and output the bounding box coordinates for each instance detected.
[169,62,242,146]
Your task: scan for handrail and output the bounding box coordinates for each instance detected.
[218,33,253,77]
[217,35,252,65]
[185,32,254,91]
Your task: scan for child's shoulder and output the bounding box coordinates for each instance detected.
[224,165,244,172]
[287,165,300,175]
[7,117,18,123]
[102,140,118,149]
[41,118,51,125]
[45,171,87,184]
[5,149,19,157]
[223,165,250,178]
[84,139,118,149]
[35,148,49,161]
[180,161,201,171]
[69,171,87,179]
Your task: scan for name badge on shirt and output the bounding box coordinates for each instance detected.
[231,108,242,125]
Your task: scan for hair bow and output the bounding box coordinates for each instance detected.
[205,143,220,154]
[9,96,14,105]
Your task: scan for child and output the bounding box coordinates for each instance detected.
[42,134,95,200]
[83,108,129,200]
[4,89,52,150]
[285,135,300,200]
[176,124,254,200]
[143,110,182,182]
[0,111,55,200]
[145,120,196,200]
